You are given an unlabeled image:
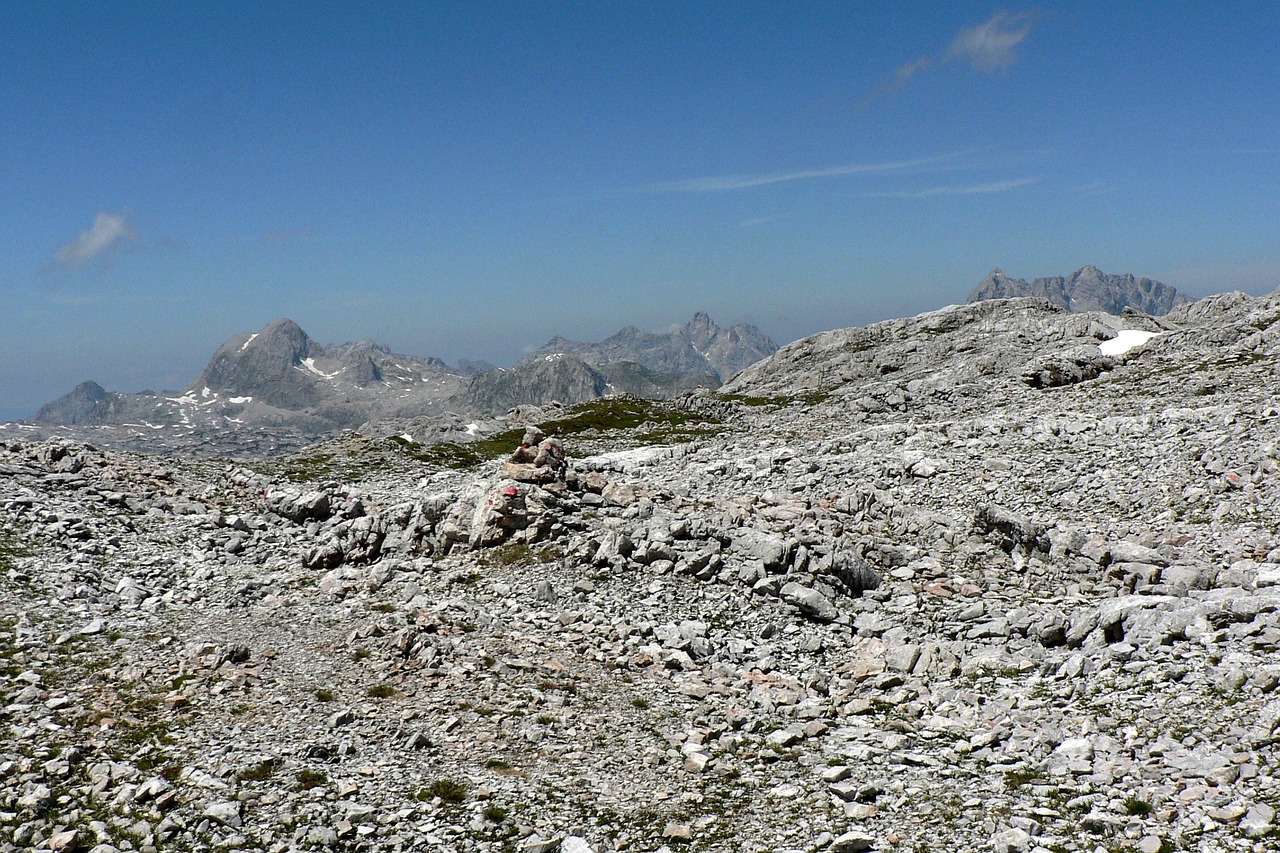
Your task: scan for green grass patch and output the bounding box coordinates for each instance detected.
[406,396,725,470]
[420,778,468,804]
[0,525,32,573]
[477,542,533,567]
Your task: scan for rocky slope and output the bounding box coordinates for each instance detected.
[4,291,1280,853]
[968,266,1192,316]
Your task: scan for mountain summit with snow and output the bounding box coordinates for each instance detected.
[26,313,776,455]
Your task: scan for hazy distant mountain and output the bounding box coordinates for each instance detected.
[28,312,773,455]
[462,354,722,414]
[531,312,777,382]
[968,265,1191,315]
[462,353,611,413]
[33,381,127,425]
[32,317,472,445]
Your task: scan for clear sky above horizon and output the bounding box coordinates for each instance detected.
[3,2,1278,419]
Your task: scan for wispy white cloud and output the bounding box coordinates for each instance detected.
[52,210,138,269]
[869,177,1040,198]
[870,11,1038,99]
[637,152,970,194]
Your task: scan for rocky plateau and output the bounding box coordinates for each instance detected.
[4,287,1280,853]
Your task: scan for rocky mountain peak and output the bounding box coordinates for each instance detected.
[528,313,777,388]
[685,311,716,341]
[33,380,112,425]
[190,317,324,409]
[969,265,1191,315]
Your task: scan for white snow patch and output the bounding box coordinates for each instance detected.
[400,433,414,443]
[298,358,338,379]
[240,333,258,351]
[579,447,667,473]
[465,422,480,436]
[544,353,564,362]
[229,396,252,404]
[1098,330,1159,357]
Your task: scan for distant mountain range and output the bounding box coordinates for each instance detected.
[968,265,1191,315]
[29,313,777,452]
[20,265,1195,455]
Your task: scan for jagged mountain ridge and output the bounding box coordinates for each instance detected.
[968,264,1191,315]
[530,311,777,382]
[28,312,771,455]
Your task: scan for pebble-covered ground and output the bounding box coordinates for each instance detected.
[4,293,1280,853]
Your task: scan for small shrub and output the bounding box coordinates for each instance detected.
[631,698,650,710]
[424,778,468,803]
[1003,767,1041,788]
[314,688,336,702]
[485,758,512,770]
[295,769,327,790]
[1124,797,1152,816]
[238,758,282,782]
[367,684,396,699]
[483,805,508,822]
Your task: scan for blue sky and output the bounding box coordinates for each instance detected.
[3,2,1278,419]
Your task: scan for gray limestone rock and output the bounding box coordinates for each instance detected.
[780,582,839,622]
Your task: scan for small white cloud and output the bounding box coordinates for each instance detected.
[53,210,138,269]
[946,11,1036,72]
[870,11,1037,98]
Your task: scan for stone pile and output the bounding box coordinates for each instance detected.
[3,292,1280,852]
